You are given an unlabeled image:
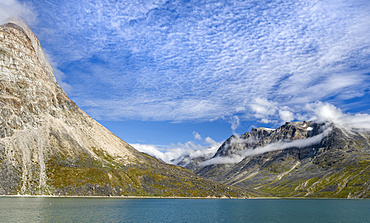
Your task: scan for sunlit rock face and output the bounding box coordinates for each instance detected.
[0,19,138,194]
[0,19,247,197]
[190,121,370,198]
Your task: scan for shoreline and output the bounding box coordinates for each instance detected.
[0,195,366,199]
[0,194,250,199]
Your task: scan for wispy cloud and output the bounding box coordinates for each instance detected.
[0,0,37,25]
[26,0,370,124]
[43,51,72,94]
[230,115,240,135]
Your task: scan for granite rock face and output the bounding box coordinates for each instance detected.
[0,20,247,197]
[189,121,370,198]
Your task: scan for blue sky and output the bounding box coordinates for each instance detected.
[1,0,370,161]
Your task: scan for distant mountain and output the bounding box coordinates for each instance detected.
[186,121,370,198]
[0,19,247,197]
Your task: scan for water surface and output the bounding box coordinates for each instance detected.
[0,197,369,222]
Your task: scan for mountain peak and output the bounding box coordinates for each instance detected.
[4,17,56,84]
[190,120,370,198]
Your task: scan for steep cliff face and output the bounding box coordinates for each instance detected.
[0,20,247,197]
[191,121,370,198]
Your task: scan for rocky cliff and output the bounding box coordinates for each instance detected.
[0,19,247,197]
[189,121,370,198]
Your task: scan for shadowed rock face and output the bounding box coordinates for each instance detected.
[188,122,370,198]
[0,20,247,197]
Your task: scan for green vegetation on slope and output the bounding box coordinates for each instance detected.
[46,147,248,197]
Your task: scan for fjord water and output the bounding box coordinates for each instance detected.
[0,198,369,222]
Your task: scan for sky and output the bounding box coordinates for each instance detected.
[1,0,370,163]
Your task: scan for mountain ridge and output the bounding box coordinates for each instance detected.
[184,121,370,198]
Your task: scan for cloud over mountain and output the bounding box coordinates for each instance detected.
[133,133,221,165]
[0,0,37,25]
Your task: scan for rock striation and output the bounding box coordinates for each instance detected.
[188,121,370,198]
[0,19,247,197]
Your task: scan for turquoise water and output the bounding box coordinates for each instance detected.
[0,197,369,222]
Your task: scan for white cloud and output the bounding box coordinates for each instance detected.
[260,119,272,124]
[308,102,370,130]
[279,110,294,123]
[249,98,295,124]
[193,131,202,140]
[250,98,277,119]
[131,144,173,163]
[132,135,222,165]
[0,0,37,25]
[205,136,217,145]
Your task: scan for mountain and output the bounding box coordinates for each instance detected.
[187,121,370,198]
[0,19,248,197]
